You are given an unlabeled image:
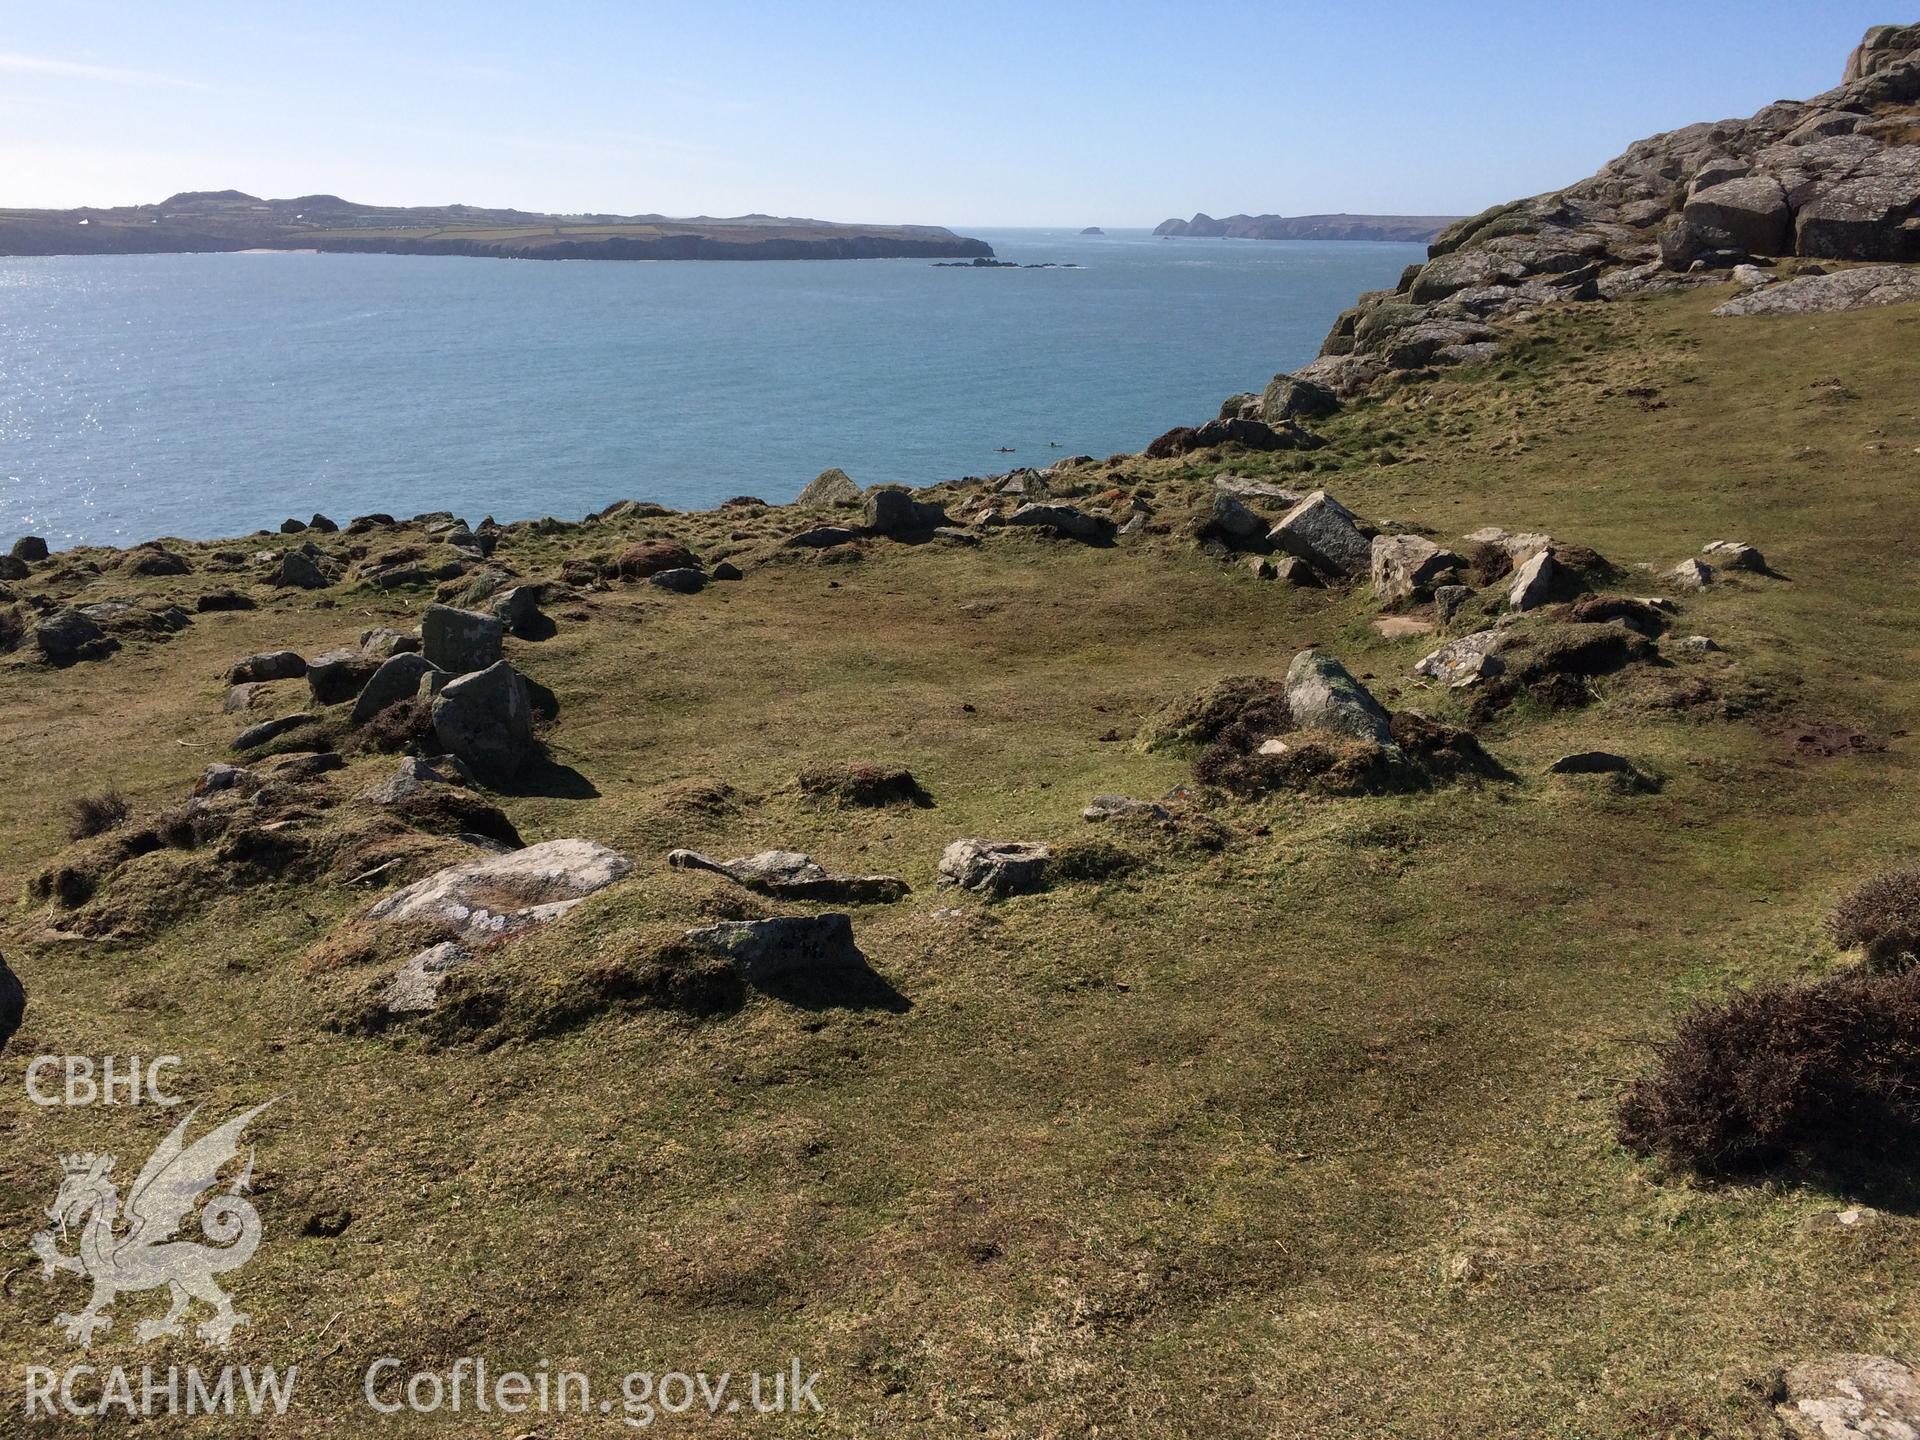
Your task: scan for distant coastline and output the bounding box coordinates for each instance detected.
[0,190,994,262]
[1153,211,1463,243]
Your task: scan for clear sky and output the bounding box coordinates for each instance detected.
[0,1,1902,226]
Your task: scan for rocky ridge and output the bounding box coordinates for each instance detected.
[1224,24,1920,405]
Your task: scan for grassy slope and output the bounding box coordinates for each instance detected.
[1,288,1917,1437]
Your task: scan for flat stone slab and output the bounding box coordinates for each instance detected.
[380,941,472,1015]
[1082,795,1169,822]
[1715,266,1920,316]
[232,711,316,752]
[667,848,908,903]
[1371,615,1436,639]
[1415,630,1507,687]
[365,838,632,941]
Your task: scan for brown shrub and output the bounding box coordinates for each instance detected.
[1138,676,1290,751]
[1473,621,1658,716]
[1196,730,1401,798]
[614,540,699,580]
[1049,838,1141,883]
[1389,710,1510,782]
[796,762,928,807]
[67,790,131,841]
[1546,542,1617,591]
[1830,869,1920,973]
[389,789,523,848]
[1144,425,1200,460]
[1617,968,1920,1179]
[359,697,436,754]
[1464,541,1513,586]
[411,936,746,1047]
[123,544,191,576]
[1569,594,1669,636]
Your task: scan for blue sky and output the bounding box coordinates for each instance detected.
[0,1,1900,225]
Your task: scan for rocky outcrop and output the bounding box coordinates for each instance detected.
[1259,373,1340,424]
[359,753,475,805]
[1713,264,1920,314]
[430,660,535,779]
[306,648,381,705]
[796,468,861,505]
[1146,416,1323,459]
[1701,539,1768,571]
[421,603,503,674]
[864,486,950,539]
[1776,1353,1920,1439]
[1847,23,1920,83]
[938,839,1052,897]
[1371,534,1462,604]
[1235,25,1920,408]
[999,502,1114,544]
[614,540,699,579]
[1506,549,1557,611]
[232,710,317,752]
[275,544,341,589]
[33,609,110,663]
[380,941,472,1015]
[1283,651,1393,746]
[1269,491,1373,578]
[1414,630,1507,688]
[226,649,307,684]
[351,652,442,723]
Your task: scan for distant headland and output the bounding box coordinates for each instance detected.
[1153,212,1464,242]
[0,190,995,262]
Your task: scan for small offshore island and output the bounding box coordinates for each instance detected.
[0,189,995,262]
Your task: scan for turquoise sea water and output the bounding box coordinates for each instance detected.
[0,228,1424,547]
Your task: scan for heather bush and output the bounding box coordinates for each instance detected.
[1618,968,1920,1179]
[1829,868,1920,972]
[66,790,131,841]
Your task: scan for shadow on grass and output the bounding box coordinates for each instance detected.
[495,755,600,800]
[753,957,912,1014]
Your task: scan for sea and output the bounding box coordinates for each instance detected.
[0,228,1425,548]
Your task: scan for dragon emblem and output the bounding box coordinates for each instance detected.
[29,1100,276,1349]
